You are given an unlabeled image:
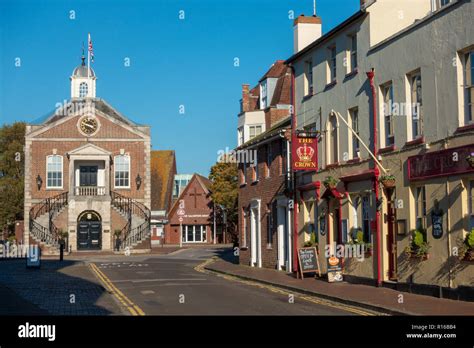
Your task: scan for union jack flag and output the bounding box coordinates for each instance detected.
[88,33,94,63]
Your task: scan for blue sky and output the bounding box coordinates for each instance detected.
[0,0,359,175]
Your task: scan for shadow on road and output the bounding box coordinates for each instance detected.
[0,259,116,315]
[212,247,238,264]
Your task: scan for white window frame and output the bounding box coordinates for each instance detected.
[79,82,88,98]
[114,155,131,189]
[410,71,423,139]
[349,107,360,159]
[414,186,427,230]
[328,45,337,83]
[464,50,474,125]
[238,127,244,146]
[382,82,395,147]
[183,225,206,243]
[327,114,339,164]
[249,125,262,140]
[348,34,357,73]
[46,155,63,189]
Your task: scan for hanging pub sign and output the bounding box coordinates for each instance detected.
[292,131,318,171]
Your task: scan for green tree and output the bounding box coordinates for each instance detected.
[0,122,26,235]
[208,159,239,243]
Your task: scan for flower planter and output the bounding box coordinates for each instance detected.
[381,179,396,189]
[324,183,337,189]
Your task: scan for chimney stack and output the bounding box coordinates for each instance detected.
[293,14,322,54]
[241,84,250,112]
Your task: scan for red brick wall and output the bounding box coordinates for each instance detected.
[28,114,147,201]
[265,108,290,130]
[238,137,287,269]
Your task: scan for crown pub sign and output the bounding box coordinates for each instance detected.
[291,131,318,171]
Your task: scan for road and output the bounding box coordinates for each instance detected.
[88,248,364,315]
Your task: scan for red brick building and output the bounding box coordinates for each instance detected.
[24,55,151,254]
[237,61,293,271]
[165,174,216,245]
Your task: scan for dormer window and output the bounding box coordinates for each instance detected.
[79,82,88,98]
[260,81,268,109]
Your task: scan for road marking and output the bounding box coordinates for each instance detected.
[140,290,155,295]
[194,258,380,316]
[112,278,207,283]
[89,263,145,316]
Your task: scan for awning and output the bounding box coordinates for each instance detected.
[340,169,375,183]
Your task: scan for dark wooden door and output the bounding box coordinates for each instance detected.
[77,221,101,250]
[387,201,397,280]
[79,166,98,186]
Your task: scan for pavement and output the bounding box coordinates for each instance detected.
[204,256,474,316]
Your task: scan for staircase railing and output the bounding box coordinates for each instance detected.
[29,192,68,247]
[111,191,150,249]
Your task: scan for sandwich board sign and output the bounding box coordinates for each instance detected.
[327,255,343,282]
[26,245,41,268]
[297,247,321,279]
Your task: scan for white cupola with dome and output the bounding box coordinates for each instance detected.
[70,52,96,99]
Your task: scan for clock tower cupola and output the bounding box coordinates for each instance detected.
[70,49,96,99]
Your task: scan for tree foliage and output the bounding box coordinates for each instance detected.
[208,160,238,241]
[0,122,26,233]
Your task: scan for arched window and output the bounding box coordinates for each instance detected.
[79,82,88,98]
[114,155,130,188]
[46,155,63,188]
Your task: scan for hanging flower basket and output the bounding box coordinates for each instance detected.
[380,174,396,188]
[323,176,338,189]
[466,153,474,168]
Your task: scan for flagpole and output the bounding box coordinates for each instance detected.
[87,33,91,86]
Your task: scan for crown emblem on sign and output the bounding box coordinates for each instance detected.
[297,144,314,162]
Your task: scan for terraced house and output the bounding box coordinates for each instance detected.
[24,54,151,254]
[287,0,473,299]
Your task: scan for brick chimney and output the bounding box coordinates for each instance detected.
[293,14,322,54]
[241,84,250,112]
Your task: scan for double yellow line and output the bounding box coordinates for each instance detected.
[89,263,145,316]
[195,258,377,316]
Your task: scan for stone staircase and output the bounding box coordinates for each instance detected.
[110,191,151,250]
[29,192,69,255]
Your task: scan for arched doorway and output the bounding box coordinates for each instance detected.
[77,210,102,250]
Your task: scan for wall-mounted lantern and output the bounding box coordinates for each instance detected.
[36,175,43,190]
[136,174,142,190]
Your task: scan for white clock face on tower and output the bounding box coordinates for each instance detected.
[78,115,99,136]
